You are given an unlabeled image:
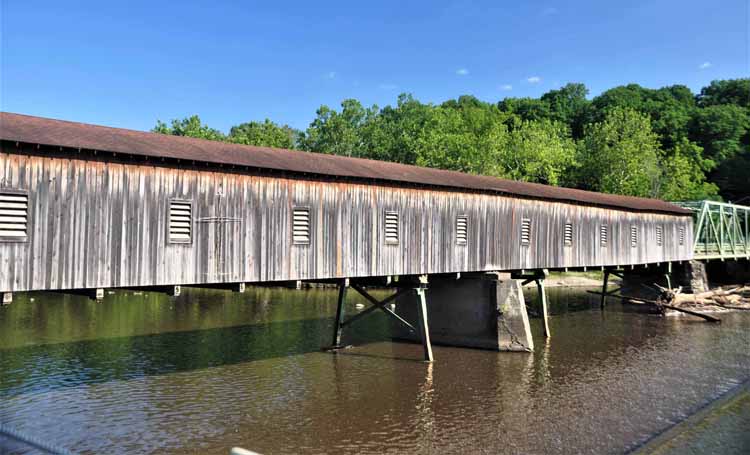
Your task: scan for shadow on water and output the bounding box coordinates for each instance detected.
[0,287,392,399]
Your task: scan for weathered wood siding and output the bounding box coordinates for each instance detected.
[0,149,693,293]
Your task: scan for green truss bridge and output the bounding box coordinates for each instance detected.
[676,200,750,261]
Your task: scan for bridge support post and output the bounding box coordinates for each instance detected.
[514,269,550,338]
[536,277,550,338]
[415,286,434,362]
[324,279,430,359]
[599,269,624,308]
[331,280,348,348]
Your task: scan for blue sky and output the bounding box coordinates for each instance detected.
[1,0,748,132]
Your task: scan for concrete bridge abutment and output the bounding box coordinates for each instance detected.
[393,274,534,352]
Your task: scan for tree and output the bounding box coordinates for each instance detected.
[413,100,510,176]
[152,115,225,141]
[229,120,300,149]
[577,108,662,197]
[362,94,435,164]
[591,84,696,150]
[697,79,750,108]
[688,104,749,162]
[497,97,551,123]
[657,139,719,201]
[300,99,378,157]
[709,151,750,203]
[540,83,590,138]
[499,119,576,185]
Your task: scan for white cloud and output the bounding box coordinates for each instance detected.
[326,71,337,79]
[698,62,712,70]
[379,83,398,90]
[456,68,469,76]
[500,84,513,91]
[526,76,542,84]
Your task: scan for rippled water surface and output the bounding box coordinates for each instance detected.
[1,286,749,454]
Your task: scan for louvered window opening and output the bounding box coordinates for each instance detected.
[521,218,531,245]
[630,226,638,248]
[385,211,399,245]
[293,207,311,245]
[456,215,468,245]
[564,222,573,246]
[656,226,663,246]
[169,200,192,243]
[0,192,28,241]
[600,225,608,247]
[679,227,685,246]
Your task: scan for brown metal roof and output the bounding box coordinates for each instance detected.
[0,111,690,215]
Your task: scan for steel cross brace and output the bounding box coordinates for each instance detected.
[600,269,626,308]
[327,280,433,362]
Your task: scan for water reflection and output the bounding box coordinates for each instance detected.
[0,286,748,454]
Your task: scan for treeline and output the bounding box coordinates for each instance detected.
[153,79,749,202]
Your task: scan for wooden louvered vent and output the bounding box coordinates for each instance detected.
[292,207,311,245]
[564,222,573,246]
[679,227,685,246]
[0,192,29,241]
[630,226,638,247]
[656,226,663,246]
[521,218,531,245]
[169,200,192,243]
[385,211,399,245]
[600,225,608,247]
[456,215,468,245]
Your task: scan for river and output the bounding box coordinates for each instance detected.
[1,286,748,454]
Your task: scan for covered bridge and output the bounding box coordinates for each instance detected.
[0,112,693,296]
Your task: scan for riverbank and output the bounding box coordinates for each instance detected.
[633,381,750,454]
[522,271,610,288]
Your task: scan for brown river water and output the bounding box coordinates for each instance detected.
[1,286,748,454]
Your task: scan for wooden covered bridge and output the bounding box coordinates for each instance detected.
[0,112,696,359]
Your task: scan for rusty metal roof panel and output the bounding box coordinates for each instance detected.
[0,111,691,215]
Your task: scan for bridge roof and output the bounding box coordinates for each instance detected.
[0,111,690,215]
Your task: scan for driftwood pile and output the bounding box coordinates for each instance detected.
[590,284,750,323]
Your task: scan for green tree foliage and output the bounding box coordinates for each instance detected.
[658,139,719,201]
[497,97,551,122]
[688,104,749,162]
[501,119,576,185]
[697,79,750,108]
[229,120,300,149]
[577,108,662,197]
[153,78,749,202]
[299,99,378,157]
[413,98,509,175]
[540,83,590,138]
[591,84,696,149]
[153,115,225,141]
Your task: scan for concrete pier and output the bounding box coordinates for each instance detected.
[393,274,534,352]
[673,261,709,293]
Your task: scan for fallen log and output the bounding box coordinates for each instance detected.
[715,304,750,311]
[659,303,722,323]
[586,290,722,322]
